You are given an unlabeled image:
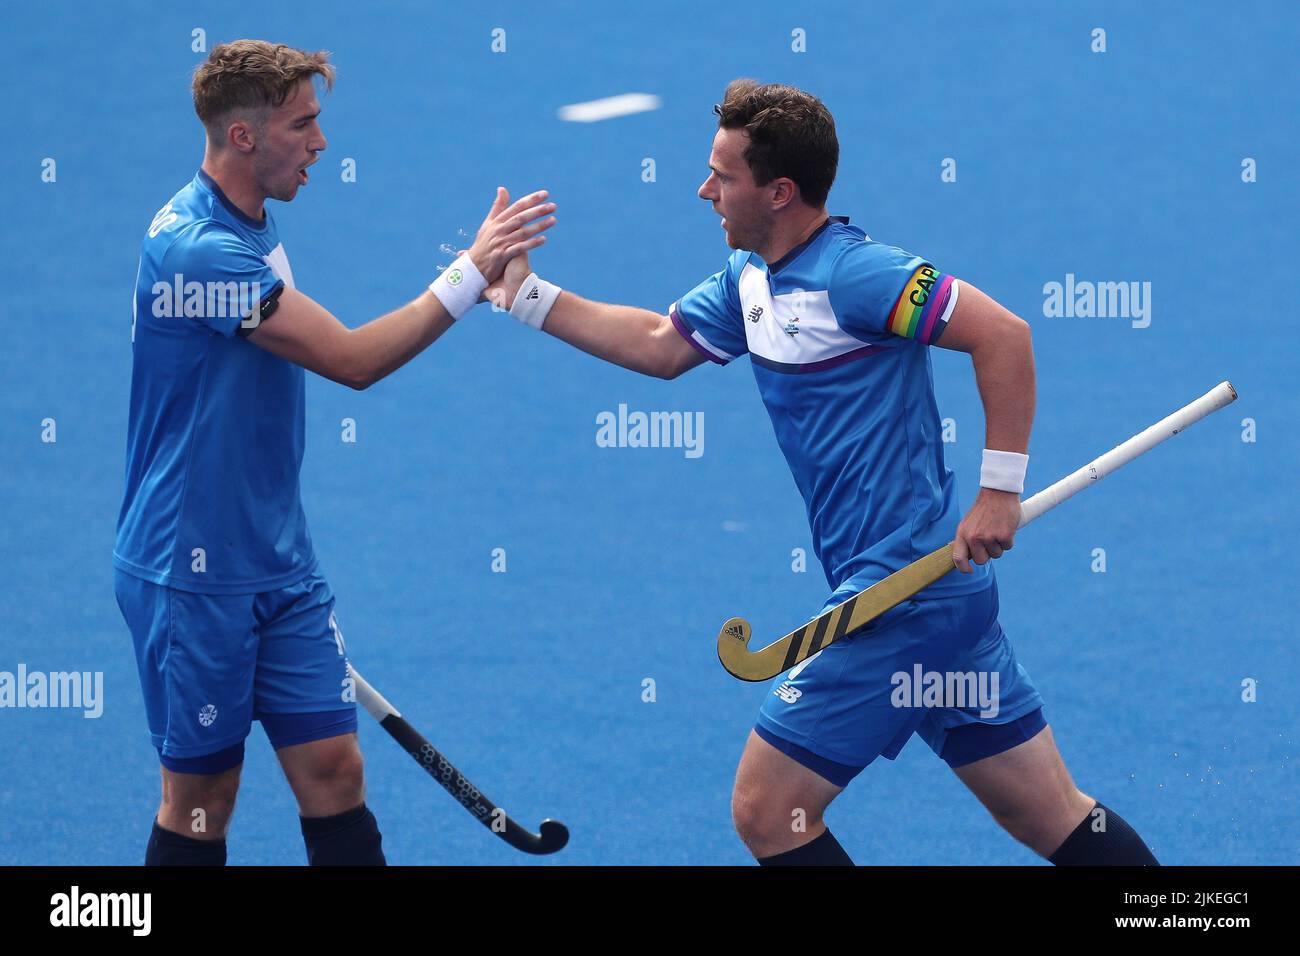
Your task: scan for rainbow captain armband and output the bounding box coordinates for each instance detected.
[887,265,959,344]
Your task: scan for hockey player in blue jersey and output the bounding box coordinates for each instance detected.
[485,80,1158,866]
[114,40,555,865]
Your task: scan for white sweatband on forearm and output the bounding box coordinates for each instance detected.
[509,273,562,330]
[428,253,487,321]
[980,449,1029,494]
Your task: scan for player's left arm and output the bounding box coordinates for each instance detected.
[931,280,1036,573]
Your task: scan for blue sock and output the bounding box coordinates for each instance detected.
[145,820,227,866]
[300,802,386,866]
[1049,801,1159,866]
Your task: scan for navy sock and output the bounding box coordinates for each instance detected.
[757,829,854,866]
[145,820,227,866]
[300,802,386,866]
[1049,801,1159,866]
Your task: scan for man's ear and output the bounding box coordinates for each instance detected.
[227,118,257,154]
[770,177,799,211]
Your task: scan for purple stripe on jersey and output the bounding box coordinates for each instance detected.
[669,307,728,365]
[918,275,954,344]
[751,343,887,375]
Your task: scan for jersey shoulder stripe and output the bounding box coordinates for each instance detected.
[668,302,735,363]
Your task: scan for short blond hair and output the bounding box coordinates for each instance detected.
[193,40,334,139]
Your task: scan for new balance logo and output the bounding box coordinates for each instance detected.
[773,681,802,704]
[525,287,540,300]
[747,305,764,323]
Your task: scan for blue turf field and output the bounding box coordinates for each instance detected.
[0,1,1296,865]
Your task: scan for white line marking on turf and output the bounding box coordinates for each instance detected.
[557,93,662,123]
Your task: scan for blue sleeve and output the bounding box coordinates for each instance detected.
[668,253,748,365]
[159,223,283,338]
[828,241,958,346]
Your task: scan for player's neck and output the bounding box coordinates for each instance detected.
[200,153,267,222]
[758,208,830,266]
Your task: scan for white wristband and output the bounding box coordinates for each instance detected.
[428,253,487,321]
[509,273,561,330]
[980,449,1029,494]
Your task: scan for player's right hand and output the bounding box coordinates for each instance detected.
[467,188,556,284]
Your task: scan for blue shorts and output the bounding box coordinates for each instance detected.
[114,568,358,774]
[755,575,1045,786]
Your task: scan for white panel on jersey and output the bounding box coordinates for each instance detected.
[737,261,877,367]
[263,243,296,290]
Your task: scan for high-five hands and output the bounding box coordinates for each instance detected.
[466,188,556,284]
[484,249,535,312]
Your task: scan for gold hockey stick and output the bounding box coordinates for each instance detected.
[717,382,1238,682]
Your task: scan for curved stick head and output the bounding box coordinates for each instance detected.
[502,817,569,855]
[533,819,569,854]
[717,617,753,650]
[719,617,784,682]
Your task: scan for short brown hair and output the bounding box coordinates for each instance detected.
[193,40,335,139]
[713,79,838,208]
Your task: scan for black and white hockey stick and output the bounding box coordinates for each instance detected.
[350,665,569,855]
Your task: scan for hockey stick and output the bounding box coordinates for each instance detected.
[717,381,1239,682]
[350,665,569,855]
